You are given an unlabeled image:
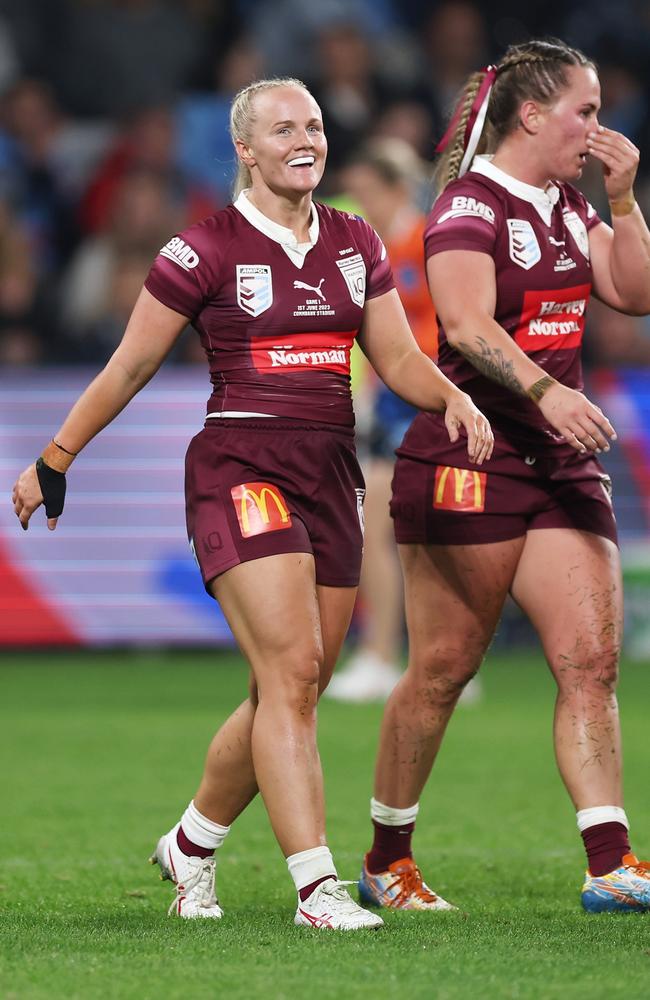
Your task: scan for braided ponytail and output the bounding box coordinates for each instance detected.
[434,38,593,194]
[434,71,489,193]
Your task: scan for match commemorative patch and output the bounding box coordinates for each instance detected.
[433,466,487,513]
[236,265,273,317]
[336,253,366,307]
[231,482,292,538]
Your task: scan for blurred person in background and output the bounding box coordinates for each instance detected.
[241,0,399,80]
[328,139,484,704]
[0,195,55,364]
[175,34,267,207]
[12,77,492,929]
[0,78,113,275]
[326,140,435,701]
[420,0,489,140]
[48,0,203,118]
[371,100,436,165]
[584,298,650,368]
[79,106,214,237]
[307,19,398,179]
[61,168,184,359]
[358,39,650,914]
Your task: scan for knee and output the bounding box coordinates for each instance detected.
[553,642,620,697]
[406,636,485,706]
[261,643,323,713]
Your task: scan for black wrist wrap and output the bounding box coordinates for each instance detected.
[35,457,67,518]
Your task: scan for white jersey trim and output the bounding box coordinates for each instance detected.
[206,411,278,419]
[470,156,560,226]
[234,191,319,269]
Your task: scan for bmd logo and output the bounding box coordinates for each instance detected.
[231,482,292,538]
[159,236,200,271]
[433,466,487,512]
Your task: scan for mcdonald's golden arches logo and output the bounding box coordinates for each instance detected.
[433,466,487,512]
[231,482,292,538]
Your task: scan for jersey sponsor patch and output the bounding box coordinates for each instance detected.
[507,219,542,270]
[563,210,590,260]
[236,264,273,317]
[159,236,200,271]
[250,329,355,375]
[231,482,292,538]
[437,196,496,225]
[433,466,487,512]
[513,283,590,352]
[336,253,366,307]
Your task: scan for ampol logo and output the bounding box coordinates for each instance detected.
[236,265,273,317]
[231,482,292,538]
[433,466,487,512]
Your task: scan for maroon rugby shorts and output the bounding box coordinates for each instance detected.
[185,419,365,591]
[391,412,617,546]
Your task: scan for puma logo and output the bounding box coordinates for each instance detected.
[294,278,326,301]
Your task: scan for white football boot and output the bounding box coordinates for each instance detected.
[149,822,223,918]
[295,878,384,930]
[325,652,402,703]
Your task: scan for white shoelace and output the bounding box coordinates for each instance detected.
[168,857,218,916]
[316,879,361,912]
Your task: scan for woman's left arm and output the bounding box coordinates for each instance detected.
[357,288,493,464]
[587,126,650,315]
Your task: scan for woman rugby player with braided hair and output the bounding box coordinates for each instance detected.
[358,39,650,914]
[12,78,493,929]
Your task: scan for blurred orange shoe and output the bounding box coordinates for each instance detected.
[359,855,456,910]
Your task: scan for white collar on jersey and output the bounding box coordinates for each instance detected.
[470,155,560,226]
[234,190,319,269]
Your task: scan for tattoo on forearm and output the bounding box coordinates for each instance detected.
[457,337,526,395]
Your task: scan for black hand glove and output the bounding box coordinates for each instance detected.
[35,457,67,518]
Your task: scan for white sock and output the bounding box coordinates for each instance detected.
[576,806,629,832]
[180,800,230,850]
[286,846,336,893]
[371,797,419,827]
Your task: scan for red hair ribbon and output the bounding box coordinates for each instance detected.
[436,65,498,175]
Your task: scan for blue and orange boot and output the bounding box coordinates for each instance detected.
[359,855,456,911]
[582,854,650,912]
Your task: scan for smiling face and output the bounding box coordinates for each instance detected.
[534,65,601,182]
[236,85,327,199]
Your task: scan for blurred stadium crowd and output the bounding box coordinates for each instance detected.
[1,0,650,368]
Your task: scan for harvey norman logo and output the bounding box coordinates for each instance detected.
[529,297,586,336]
[159,236,200,271]
[514,284,590,353]
[250,331,354,375]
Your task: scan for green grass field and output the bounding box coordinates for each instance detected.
[1,650,649,999]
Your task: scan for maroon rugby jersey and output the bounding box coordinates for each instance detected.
[144,194,394,426]
[424,156,602,455]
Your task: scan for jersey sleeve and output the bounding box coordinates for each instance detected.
[424,182,500,260]
[144,218,221,320]
[357,218,395,300]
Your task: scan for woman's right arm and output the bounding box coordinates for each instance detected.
[12,287,189,531]
[428,249,616,453]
